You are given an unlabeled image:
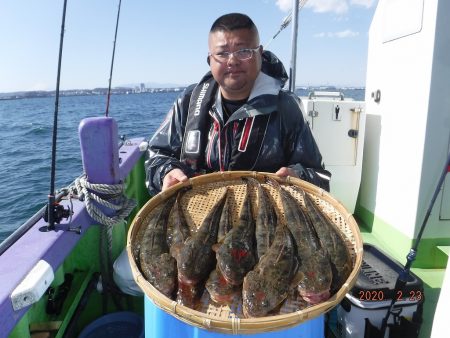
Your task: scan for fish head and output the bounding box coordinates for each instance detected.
[217,243,256,285]
[177,240,199,284]
[295,253,332,304]
[205,269,239,305]
[148,253,177,298]
[177,238,215,284]
[177,278,203,309]
[242,270,280,318]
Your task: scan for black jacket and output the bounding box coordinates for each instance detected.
[145,51,330,195]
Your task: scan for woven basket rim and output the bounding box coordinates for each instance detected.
[127,171,363,334]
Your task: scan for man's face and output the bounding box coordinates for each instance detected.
[208,28,262,100]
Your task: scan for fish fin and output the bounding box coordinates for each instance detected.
[291,271,304,288]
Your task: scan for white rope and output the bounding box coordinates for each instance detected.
[70,175,136,227]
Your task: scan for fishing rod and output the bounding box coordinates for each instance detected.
[380,149,450,336]
[41,0,71,232]
[100,0,126,313]
[105,0,122,117]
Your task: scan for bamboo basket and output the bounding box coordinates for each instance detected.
[127,171,363,335]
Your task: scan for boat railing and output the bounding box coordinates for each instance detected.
[308,90,345,101]
[0,133,146,336]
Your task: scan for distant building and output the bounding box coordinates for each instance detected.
[140,83,145,93]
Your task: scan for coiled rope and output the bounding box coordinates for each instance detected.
[70,174,136,311]
[71,175,136,226]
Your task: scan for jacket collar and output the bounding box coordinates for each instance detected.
[212,72,281,123]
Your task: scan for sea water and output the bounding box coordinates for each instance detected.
[0,92,178,242]
[0,88,364,242]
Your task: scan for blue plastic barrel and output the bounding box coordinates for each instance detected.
[145,296,324,338]
[79,311,144,338]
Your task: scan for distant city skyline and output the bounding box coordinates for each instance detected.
[0,0,377,93]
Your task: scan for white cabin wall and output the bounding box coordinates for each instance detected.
[359,0,439,238]
[418,0,450,238]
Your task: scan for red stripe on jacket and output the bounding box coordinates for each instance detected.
[238,117,254,152]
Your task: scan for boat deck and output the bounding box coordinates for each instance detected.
[359,225,446,338]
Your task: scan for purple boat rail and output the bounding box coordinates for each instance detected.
[0,117,145,337]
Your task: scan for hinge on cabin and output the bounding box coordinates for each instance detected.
[350,107,363,113]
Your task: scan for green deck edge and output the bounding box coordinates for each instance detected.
[437,245,450,257]
[355,204,450,269]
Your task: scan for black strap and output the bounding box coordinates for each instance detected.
[180,73,218,171]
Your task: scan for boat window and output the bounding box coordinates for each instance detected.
[382,0,424,43]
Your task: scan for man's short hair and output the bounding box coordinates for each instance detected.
[210,13,258,33]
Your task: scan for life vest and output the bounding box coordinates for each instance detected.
[179,73,280,174]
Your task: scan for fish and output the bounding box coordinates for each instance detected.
[301,190,353,294]
[267,177,332,304]
[169,189,191,259]
[217,186,257,286]
[245,177,277,261]
[132,220,146,266]
[176,189,227,285]
[139,195,177,298]
[217,189,233,244]
[242,224,298,317]
[165,189,204,307]
[205,190,241,304]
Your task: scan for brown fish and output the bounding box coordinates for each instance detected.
[302,190,353,294]
[169,190,191,259]
[217,189,233,244]
[205,190,241,304]
[139,195,177,298]
[132,221,146,266]
[177,190,227,285]
[242,224,298,317]
[245,177,277,261]
[267,177,332,304]
[217,187,256,286]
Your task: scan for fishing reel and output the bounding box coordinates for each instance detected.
[43,202,72,224]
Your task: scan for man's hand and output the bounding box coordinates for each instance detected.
[162,168,188,191]
[275,167,299,178]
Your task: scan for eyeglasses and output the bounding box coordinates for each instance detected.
[209,46,261,63]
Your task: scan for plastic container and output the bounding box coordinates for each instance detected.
[145,295,325,338]
[335,244,423,338]
[78,311,144,338]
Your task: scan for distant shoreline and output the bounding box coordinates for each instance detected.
[0,87,186,101]
[0,86,365,101]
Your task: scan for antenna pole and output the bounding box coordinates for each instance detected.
[105,0,122,117]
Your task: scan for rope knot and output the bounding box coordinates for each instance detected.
[70,174,136,226]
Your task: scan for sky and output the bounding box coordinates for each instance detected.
[0,0,377,93]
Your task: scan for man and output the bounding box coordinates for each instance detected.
[115,13,330,297]
[145,13,330,194]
